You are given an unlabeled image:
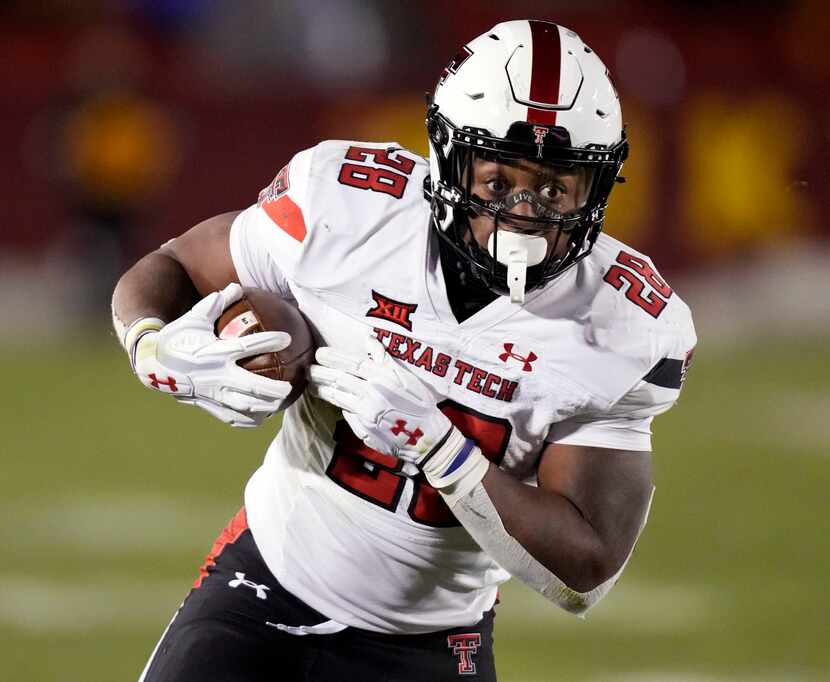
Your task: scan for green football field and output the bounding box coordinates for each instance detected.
[2,331,828,682]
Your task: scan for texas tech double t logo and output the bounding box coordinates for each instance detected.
[447,633,482,675]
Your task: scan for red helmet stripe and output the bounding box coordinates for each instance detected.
[526,22,561,125]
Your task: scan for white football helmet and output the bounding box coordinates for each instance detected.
[426,20,628,302]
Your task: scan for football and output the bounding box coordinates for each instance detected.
[215,287,316,408]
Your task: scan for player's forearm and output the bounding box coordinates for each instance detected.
[404,421,630,593]
[479,465,609,592]
[112,250,201,331]
[450,476,627,616]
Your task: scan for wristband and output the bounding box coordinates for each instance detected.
[420,426,491,508]
[122,317,165,369]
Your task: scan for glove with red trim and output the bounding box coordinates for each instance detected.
[125,283,293,428]
[309,336,491,503]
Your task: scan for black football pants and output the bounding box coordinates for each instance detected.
[139,509,497,682]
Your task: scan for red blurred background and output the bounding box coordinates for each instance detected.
[2,0,828,311]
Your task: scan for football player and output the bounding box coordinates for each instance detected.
[113,20,696,682]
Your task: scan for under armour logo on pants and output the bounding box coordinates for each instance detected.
[228,572,270,600]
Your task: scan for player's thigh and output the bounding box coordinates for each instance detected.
[140,614,293,682]
[139,560,305,682]
[140,511,321,682]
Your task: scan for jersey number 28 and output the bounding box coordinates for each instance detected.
[337,146,416,199]
[326,400,511,527]
[603,250,673,318]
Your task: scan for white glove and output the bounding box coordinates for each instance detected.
[309,336,491,503]
[125,283,293,428]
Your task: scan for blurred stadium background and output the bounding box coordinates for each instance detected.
[2,1,828,681]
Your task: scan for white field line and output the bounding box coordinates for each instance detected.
[0,576,185,634]
[5,493,233,553]
[496,580,715,635]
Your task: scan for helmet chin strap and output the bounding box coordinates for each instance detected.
[487,230,548,304]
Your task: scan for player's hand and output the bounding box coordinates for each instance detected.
[310,336,452,461]
[129,283,293,428]
[309,336,490,494]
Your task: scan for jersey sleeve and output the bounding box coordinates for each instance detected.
[548,308,697,452]
[547,414,655,452]
[229,206,293,299]
[229,145,316,299]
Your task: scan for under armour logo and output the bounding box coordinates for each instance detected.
[498,343,538,372]
[228,572,270,600]
[447,633,481,675]
[366,290,418,331]
[148,373,179,391]
[390,419,423,445]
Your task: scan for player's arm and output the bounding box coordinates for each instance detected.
[474,442,652,595]
[112,211,294,427]
[418,435,653,613]
[112,211,240,327]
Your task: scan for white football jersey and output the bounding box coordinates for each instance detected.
[229,140,696,634]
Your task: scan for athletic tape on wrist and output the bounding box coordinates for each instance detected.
[420,427,470,482]
[120,317,165,350]
[122,317,165,369]
[441,438,477,477]
[430,453,490,508]
[421,427,491,507]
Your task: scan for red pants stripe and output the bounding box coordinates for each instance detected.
[193,507,248,589]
